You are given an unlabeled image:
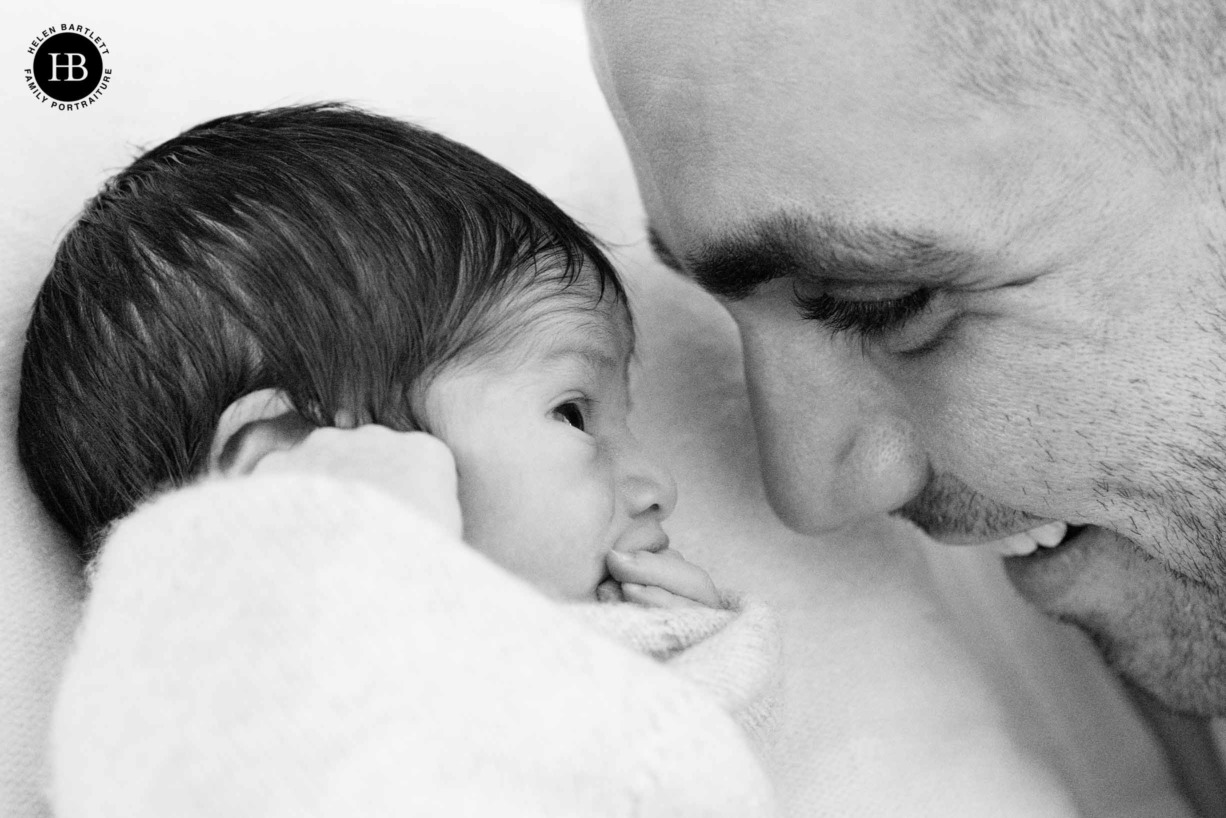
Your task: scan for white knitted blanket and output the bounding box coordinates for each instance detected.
[569,594,780,750]
[48,474,775,817]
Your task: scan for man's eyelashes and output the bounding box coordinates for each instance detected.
[791,286,933,338]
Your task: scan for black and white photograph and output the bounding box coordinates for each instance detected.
[4,2,1226,816]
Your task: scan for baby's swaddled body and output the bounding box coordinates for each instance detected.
[53,474,779,817]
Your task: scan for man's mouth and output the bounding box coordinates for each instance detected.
[895,475,1098,559]
[986,521,1090,557]
[923,518,1087,552]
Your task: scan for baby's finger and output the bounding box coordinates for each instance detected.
[595,578,624,603]
[621,583,705,609]
[606,550,721,607]
[649,547,687,562]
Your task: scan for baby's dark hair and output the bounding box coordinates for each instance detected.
[18,103,625,559]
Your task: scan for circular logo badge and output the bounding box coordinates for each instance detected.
[25,25,112,110]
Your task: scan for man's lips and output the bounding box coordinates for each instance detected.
[928,519,1062,546]
[921,517,1065,544]
[922,519,1090,558]
[1001,524,1111,610]
[894,474,1096,558]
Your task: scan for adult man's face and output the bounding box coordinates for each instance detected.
[587,0,1226,713]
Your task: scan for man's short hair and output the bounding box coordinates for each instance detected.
[923,0,1226,178]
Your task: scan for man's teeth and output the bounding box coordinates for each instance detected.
[1029,521,1068,547]
[993,521,1069,557]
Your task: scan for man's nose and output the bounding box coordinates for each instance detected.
[737,312,929,534]
[620,435,679,521]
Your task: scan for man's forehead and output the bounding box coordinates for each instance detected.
[587,1,1129,285]
[584,0,979,239]
[586,0,932,106]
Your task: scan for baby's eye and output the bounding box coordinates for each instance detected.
[552,400,586,432]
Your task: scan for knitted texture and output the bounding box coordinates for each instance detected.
[569,593,781,749]
[50,475,775,818]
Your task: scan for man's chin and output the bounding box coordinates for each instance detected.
[1001,525,1226,717]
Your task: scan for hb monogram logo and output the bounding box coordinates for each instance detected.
[25,25,112,110]
[49,53,90,82]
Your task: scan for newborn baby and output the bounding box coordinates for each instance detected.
[19,104,779,815]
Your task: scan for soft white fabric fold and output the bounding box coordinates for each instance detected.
[568,593,781,750]
[50,474,775,818]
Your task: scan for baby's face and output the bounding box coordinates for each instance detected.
[421,295,677,601]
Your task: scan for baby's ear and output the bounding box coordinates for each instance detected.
[208,388,315,476]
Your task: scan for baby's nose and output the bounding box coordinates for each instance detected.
[623,443,677,520]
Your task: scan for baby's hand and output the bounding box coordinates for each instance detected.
[600,548,722,609]
[254,426,462,537]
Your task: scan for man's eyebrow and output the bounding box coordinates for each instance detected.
[652,214,980,300]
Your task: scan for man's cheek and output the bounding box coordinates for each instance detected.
[920,366,1093,519]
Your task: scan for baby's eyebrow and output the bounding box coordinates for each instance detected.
[539,343,624,376]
